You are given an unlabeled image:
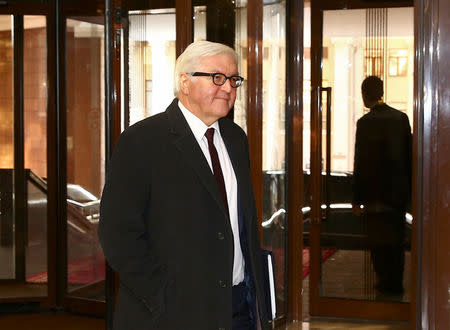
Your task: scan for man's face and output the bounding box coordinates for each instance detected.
[179,54,238,126]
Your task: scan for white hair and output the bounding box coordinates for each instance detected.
[173,40,238,96]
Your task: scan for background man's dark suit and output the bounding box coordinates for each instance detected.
[353,103,412,293]
[98,99,269,329]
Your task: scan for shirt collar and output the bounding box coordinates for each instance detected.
[178,100,221,141]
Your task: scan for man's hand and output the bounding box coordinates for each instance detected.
[352,204,362,217]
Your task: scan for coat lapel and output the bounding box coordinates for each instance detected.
[165,99,229,218]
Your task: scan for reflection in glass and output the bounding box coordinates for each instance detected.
[388,49,408,77]
[302,3,311,318]
[193,6,206,42]
[128,9,176,125]
[317,7,413,303]
[0,16,48,299]
[234,0,248,132]
[261,0,286,318]
[66,18,105,301]
[23,16,48,297]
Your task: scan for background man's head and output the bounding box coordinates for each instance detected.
[174,41,240,126]
[361,75,384,108]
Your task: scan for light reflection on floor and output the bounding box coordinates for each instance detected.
[278,321,409,329]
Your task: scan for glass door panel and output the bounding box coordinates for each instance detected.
[319,9,368,302]
[0,14,48,300]
[302,3,312,320]
[261,0,286,319]
[193,5,206,42]
[128,8,176,125]
[23,15,48,297]
[319,7,413,303]
[309,4,413,321]
[233,0,247,132]
[65,17,105,301]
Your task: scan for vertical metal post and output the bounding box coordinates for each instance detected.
[286,0,304,321]
[105,0,115,328]
[176,0,192,57]
[54,0,68,306]
[13,14,26,282]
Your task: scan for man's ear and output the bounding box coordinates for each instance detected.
[179,73,190,95]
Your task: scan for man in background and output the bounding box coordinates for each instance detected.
[352,75,412,296]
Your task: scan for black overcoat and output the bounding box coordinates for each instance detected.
[98,99,270,330]
[352,103,412,212]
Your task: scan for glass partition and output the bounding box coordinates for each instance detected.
[23,15,48,297]
[302,3,312,318]
[0,15,48,299]
[261,0,286,318]
[65,17,105,301]
[233,0,248,132]
[128,9,176,125]
[318,7,413,303]
[193,5,206,42]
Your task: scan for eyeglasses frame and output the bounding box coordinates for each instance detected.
[188,72,245,88]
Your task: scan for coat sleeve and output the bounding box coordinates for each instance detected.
[98,129,167,317]
[389,113,412,210]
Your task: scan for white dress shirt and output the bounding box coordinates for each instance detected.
[178,101,245,285]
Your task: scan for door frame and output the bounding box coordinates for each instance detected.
[0,0,53,308]
[285,0,304,323]
[59,0,107,316]
[309,0,414,321]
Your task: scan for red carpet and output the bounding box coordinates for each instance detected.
[302,248,336,278]
[26,254,105,285]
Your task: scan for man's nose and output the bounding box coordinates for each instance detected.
[221,78,233,92]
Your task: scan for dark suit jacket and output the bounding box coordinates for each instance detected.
[98,99,270,330]
[352,103,412,213]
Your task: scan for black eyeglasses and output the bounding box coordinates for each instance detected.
[189,72,244,88]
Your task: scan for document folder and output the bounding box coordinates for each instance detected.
[260,249,276,320]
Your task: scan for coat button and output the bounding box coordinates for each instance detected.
[219,280,226,288]
[217,232,224,240]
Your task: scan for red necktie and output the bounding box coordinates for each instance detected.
[205,128,229,214]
